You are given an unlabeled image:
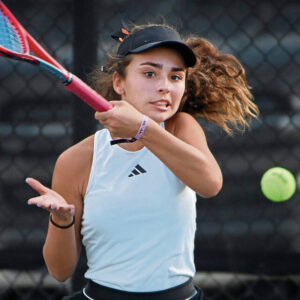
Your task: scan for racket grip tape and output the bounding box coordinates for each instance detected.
[65,74,113,112]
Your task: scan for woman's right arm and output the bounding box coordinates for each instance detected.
[27,138,93,281]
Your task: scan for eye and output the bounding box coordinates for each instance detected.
[144,71,156,77]
[171,74,183,81]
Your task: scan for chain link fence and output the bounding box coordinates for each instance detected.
[0,0,299,299]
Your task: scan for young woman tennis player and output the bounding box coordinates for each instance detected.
[26,24,259,300]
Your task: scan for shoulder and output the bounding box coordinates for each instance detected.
[166,112,207,146]
[168,111,200,126]
[56,135,94,170]
[53,135,95,196]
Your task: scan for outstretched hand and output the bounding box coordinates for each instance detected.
[26,177,75,223]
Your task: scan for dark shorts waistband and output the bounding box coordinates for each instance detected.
[84,278,198,300]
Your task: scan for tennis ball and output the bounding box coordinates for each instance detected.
[260,167,297,202]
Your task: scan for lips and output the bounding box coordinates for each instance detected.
[150,100,170,111]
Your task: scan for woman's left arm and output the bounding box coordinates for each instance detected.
[141,112,223,197]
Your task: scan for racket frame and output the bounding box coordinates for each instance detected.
[0,1,113,111]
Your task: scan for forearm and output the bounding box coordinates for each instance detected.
[141,119,222,197]
[43,216,80,281]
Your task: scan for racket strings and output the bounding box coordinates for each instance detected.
[0,8,25,53]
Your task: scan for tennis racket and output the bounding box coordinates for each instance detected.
[0,1,113,112]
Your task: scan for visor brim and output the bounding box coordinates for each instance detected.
[128,40,196,67]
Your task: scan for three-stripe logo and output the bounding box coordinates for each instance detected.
[128,164,147,177]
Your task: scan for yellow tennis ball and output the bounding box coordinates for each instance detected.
[260,167,297,202]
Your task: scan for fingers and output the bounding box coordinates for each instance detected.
[50,204,75,216]
[27,195,75,214]
[95,105,117,123]
[95,111,105,123]
[25,177,50,195]
[94,101,142,135]
[26,177,75,215]
[49,202,75,213]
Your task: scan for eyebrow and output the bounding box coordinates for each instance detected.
[140,62,185,72]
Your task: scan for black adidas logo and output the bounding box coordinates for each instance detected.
[128,164,147,177]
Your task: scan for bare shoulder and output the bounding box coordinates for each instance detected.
[56,135,94,170]
[53,135,95,197]
[166,112,201,130]
[166,112,208,147]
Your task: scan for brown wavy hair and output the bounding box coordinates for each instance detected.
[88,24,259,134]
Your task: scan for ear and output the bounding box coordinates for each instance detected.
[112,71,125,96]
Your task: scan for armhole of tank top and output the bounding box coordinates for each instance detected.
[84,131,100,198]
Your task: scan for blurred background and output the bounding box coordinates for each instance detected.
[0,0,299,299]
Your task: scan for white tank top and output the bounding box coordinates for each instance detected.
[81,127,197,292]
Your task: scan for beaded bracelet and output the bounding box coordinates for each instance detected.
[50,214,75,229]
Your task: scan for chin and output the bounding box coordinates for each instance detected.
[144,104,179,123]
[149,113,171,124]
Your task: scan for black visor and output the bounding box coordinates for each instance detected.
[116,26,196,67]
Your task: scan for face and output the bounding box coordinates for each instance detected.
[113,47,186,123]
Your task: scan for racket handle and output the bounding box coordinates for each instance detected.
[65,74,113,112]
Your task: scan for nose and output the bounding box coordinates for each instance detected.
[157,76,170,94]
